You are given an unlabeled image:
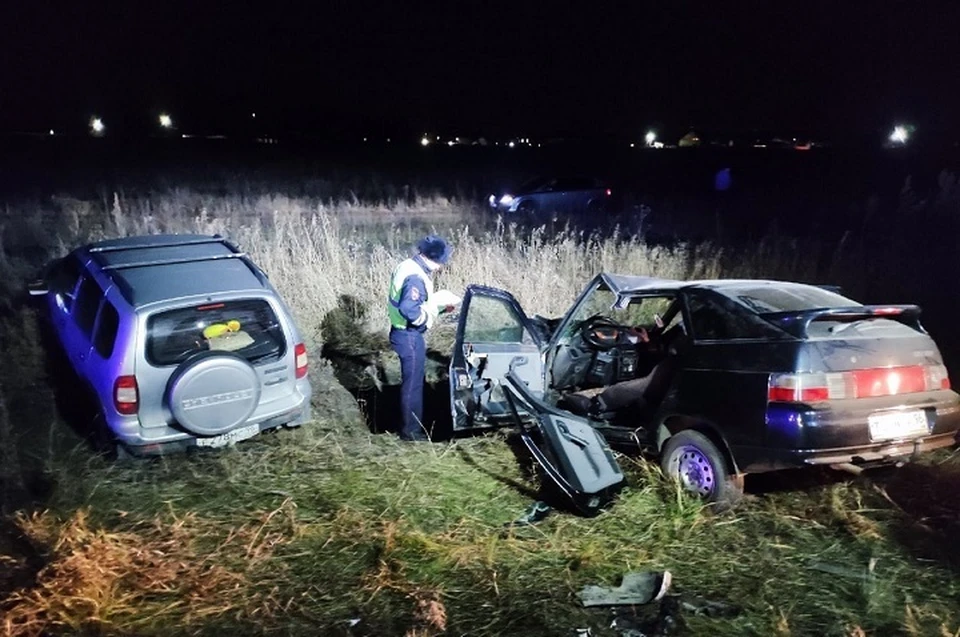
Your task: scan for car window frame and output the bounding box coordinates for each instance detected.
[461,292,537,346]
[73,274,105,338]
[92,297,120,359]
[49,254,84,312]
[683,288,790,343]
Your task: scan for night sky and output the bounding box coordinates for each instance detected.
[2,2,959,141]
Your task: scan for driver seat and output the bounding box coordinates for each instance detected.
[559,393,633,421]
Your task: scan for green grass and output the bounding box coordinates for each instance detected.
[4,416,959,636]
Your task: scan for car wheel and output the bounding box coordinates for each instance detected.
[661,430,743,508]
[166,351,261,436]
[516,200,538,213]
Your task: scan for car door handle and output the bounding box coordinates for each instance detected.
[557,421,589,448]
[78,352,86,361]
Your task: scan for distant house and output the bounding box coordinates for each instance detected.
[679,131,702,147]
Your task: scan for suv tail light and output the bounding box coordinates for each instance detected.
[769,364,951,403]
[294,343,308,379]
[114,375,139,415]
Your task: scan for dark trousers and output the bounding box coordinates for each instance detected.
[599,356,679,412]
[390,328,426,439]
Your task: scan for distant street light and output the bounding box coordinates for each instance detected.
[508,141,516,148]
[645,130,657,146]
[421,136,431,146]
[49,129,55,136]
[251,112,256,118]
[889,125,909,145]
[90,117,105,136]
[159,113,173,128]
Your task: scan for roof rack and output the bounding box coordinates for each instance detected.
[88,235,230,254]
[101,252,248,271]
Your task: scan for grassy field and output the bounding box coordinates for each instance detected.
[1,188,959,636]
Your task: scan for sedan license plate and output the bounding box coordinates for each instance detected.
[867,410,928,441]
[195,423,260,448]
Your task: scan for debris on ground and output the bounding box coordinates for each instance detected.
[609,595,684,636]
[678,594,741,618]
[506,500,552,527]
[578,572,740,636]
[578,571,672,607]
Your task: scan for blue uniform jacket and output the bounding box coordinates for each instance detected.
[396,256,431,332]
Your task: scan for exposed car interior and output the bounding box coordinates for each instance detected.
[550,292,687,421]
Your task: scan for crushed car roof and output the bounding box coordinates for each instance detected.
[600,273,826,295]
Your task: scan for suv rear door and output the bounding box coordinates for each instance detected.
[450,285,544,430]
[140,296,294,429]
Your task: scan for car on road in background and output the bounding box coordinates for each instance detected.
[30,234,312,457]
[488,176,614,215]
[448,274,960,508]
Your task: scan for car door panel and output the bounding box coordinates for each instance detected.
[501,370,624,515]
[450,285,544,430]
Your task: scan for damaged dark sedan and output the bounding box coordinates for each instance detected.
[449,274,960,508]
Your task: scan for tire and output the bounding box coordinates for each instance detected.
[660,430,743,508]
[166,351,261,436]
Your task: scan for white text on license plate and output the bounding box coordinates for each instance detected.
[195,423,260,448]
[867,410,928,441]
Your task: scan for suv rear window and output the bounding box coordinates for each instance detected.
[147,299,287,366]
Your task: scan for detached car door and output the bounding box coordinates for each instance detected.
[450,285,544,430]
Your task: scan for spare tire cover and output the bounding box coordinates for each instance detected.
[167,351,261,436]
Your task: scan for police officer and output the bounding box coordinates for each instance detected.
[387,235,453,441]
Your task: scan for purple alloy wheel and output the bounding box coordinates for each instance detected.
[669,445,716,497]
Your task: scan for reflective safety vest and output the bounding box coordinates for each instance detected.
[388,257,434,329]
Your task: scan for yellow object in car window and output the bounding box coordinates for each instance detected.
[203,320,242,339]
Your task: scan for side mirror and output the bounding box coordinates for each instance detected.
[27,279,49,296]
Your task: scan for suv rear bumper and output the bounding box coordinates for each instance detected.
[116,383,312,453]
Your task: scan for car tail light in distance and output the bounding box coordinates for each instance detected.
[605,188,612,196]
[769,364,951,403]
[295,343,308,379]
[114,375,139,415]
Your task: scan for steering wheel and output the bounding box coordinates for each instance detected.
[578,315,627,350]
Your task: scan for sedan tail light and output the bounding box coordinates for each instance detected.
[769,364,951,403]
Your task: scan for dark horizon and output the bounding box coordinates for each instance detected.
[3,2,960,142]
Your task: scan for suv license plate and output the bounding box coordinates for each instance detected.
[867,410,928,441]
[195,423,260,448]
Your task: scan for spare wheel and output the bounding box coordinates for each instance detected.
[167,351,261,436]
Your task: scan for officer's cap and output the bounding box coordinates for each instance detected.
[417,235,452,264]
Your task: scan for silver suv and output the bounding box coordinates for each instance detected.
[30,234,312,456]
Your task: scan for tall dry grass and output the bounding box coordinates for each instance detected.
[0,189,827,353]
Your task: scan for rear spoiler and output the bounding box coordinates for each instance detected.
[762,305,924,338]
